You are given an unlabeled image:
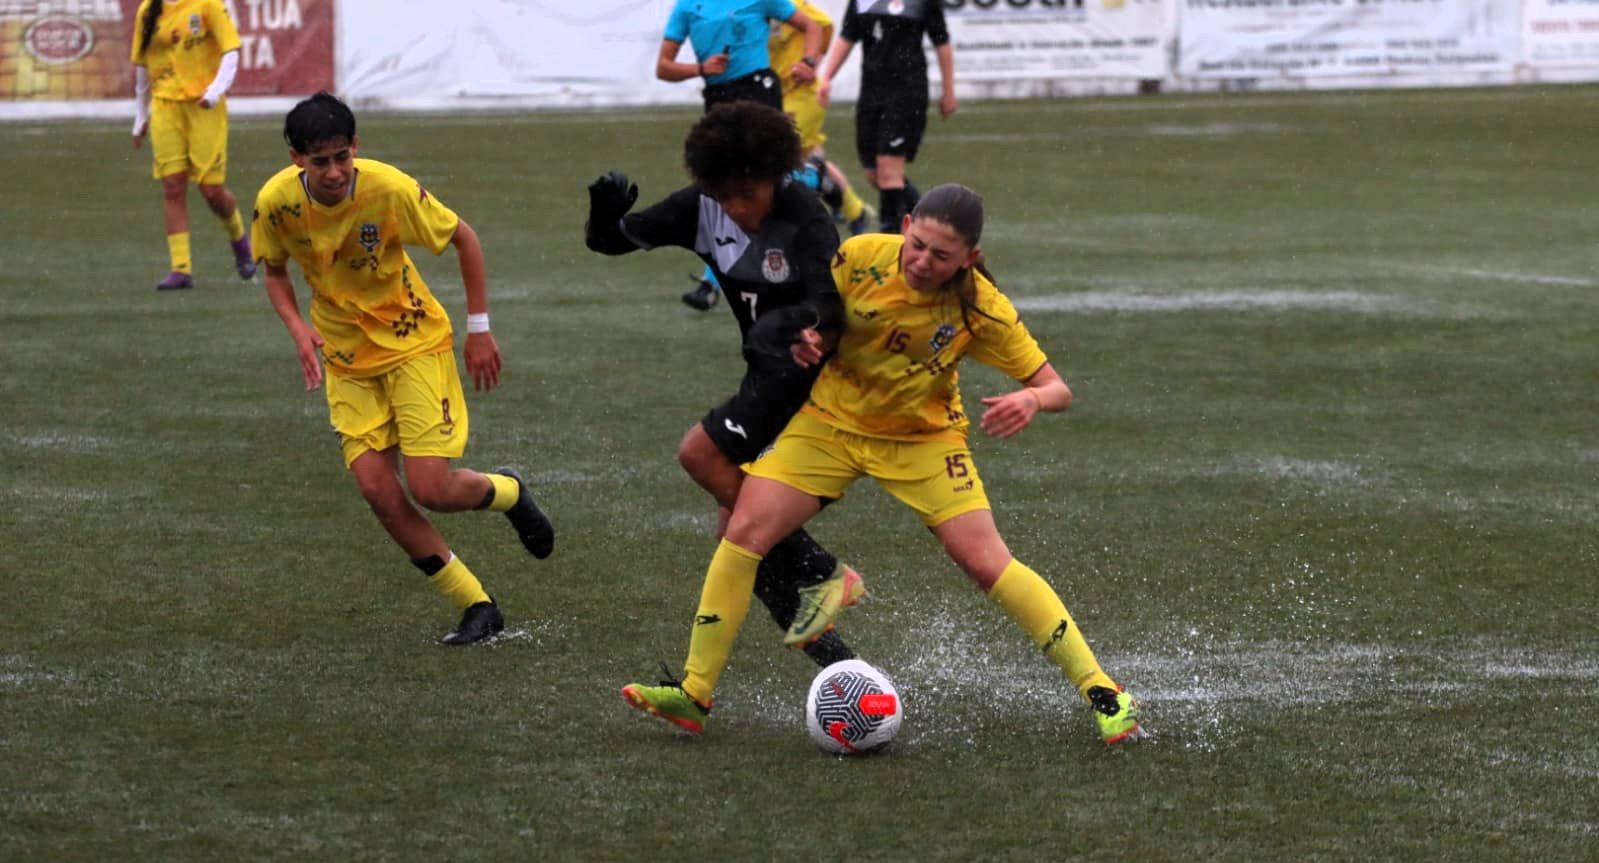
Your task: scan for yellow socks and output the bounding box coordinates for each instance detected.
[988,558,1117,701]
[220,208,245,242]
[681,538,761,705]
[840,185,867,223]
[483,472,520,512]
[167,232,192,274]
[430,553,491,610]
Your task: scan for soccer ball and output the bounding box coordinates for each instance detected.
[805,659,902,755]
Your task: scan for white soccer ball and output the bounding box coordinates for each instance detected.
[805,659,902,755]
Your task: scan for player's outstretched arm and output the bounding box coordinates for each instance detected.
[262,262,324,391]
[451,219,501,392]
[584,171,641,255]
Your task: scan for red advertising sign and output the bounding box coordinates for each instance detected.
[0,0,331,102]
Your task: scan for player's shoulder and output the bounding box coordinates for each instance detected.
[797,0,832,26]
[352,158,415,190]
[971,268,1022,325]
[838,232,903,265]
[256,163,303,199]
[775,179,832,221]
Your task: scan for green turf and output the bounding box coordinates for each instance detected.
[2,87,1596,861]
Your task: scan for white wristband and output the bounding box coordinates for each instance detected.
[466,313,490,334]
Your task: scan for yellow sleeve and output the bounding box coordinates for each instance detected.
[395,180,461,256]
[966,288,1049,382]
[249,187,288,267]
[129,0,152,63]
[208,0,243,54]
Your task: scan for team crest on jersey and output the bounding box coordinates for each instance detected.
[888,0,904,14]
[189,14,202,35]
[359,223,380,252]
[929,323,957,354]
[761,249,791,282]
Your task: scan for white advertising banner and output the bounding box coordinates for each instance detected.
[336,0,867,108]
[1522,0,1599,66]
[1179,0,1519,79]
[943,0,1172,80]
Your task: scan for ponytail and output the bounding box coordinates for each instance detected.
[137,0,164,59]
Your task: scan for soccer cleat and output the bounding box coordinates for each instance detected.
[493,466,555,559]
[1087,684,1144,745]
[439,599,504,646]
[680,275,719,311]
[784,564,866,647]
[156,271,193,291]
[621,666,711,734]
[231,235,257,280]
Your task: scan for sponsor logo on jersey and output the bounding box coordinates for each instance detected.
[189,14,201,35]
[359,223,380,252]
[724,418,749,439]
[761,249,791,282]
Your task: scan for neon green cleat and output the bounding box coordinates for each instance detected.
[784,564,867,647]
[621,678,711,734]
[1087,685,1144,745]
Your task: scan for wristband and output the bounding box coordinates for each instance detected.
[801,56,817,67]
[466,313,490,334]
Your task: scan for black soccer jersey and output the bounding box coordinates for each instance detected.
[616,179,843,347]
[840,0,949,102]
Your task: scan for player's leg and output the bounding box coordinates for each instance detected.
[871,97,927,233]
[148,99,193,290]
[330,368,502,644]
[682,265,720,311]
[188,100,254,281]
[892,441,1141,743]
[690,372,861,663]
[394,352,554,557]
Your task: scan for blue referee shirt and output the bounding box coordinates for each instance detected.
[664,0,798,84]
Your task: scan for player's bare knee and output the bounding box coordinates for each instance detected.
[160,175,187,201]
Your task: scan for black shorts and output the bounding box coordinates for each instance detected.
[855,94,927,169]
[702,360,821,465]
[703,69,783,112]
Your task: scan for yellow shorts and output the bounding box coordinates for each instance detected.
[149,96,228,184]
[784,87,828,153]
[745,411,990,527]
[324,350,469,468]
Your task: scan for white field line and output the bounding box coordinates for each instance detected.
[1398,262,1597,288]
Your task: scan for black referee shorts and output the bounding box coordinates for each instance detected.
[855,93,928,169]
[703,68,784,111]
[701,360,820,465]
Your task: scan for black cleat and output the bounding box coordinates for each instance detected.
[681,275,719,311]
[494,466,555,559]
[440,600,504,645]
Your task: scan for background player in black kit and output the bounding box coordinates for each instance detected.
[817,0,957,233]
[585,101,864,669]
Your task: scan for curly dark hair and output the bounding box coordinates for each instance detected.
[683,101,803,191]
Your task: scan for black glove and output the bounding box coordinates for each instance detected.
[587,170,638,222]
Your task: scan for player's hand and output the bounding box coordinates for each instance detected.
[290,324,325,391]
[199,96,215,109]
[702,53,730,77]
[790,61,816,84]
[816,78,832,109]
[131,121,147,149]
[587,170,638,220]
[940,92,958,119]
[464,331,502,392]
[978,390,1039,439]
[790,327,825,368]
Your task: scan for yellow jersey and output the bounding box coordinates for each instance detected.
[130,0,241,101]
[806,233,1048,443]
[251,158,461,379]
[770,0,832,93]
